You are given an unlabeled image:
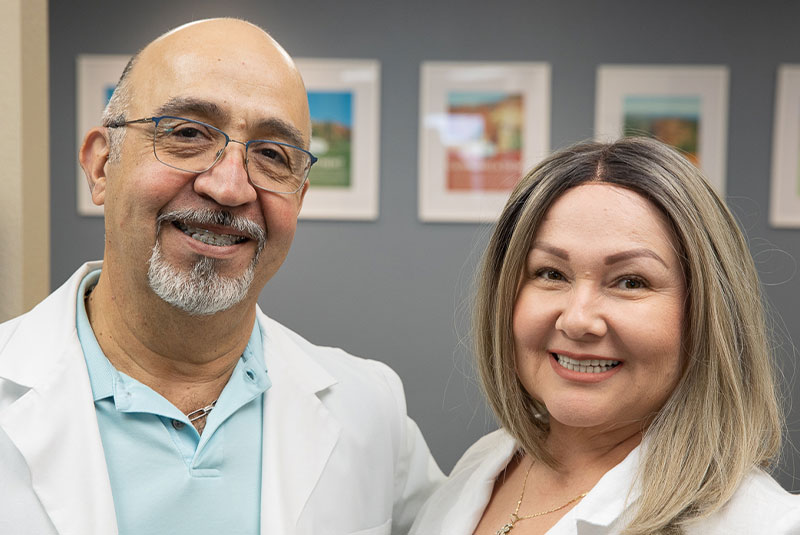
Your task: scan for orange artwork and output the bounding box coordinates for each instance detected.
[445,92,524,191]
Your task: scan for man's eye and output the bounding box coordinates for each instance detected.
[258,147,281,160]
[172,126,203,138]
[251,144,290,168]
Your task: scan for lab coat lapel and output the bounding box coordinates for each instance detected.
[258,314,341,533]
[0,263,117,535]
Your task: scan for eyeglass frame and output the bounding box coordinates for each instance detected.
[106,115,318,195]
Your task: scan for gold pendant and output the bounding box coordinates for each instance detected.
[495,515,518,535]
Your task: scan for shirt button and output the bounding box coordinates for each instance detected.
[245,369,256,381]
[172,420,185,430]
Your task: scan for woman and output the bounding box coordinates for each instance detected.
[411,137,800,534]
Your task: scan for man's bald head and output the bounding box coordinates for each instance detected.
[102,18,308,160]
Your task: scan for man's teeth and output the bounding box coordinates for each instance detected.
[554,354,620,374]
[175,222,247,247]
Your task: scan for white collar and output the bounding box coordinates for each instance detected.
[445,429,646,534]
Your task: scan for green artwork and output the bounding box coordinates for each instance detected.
[308,91,352,188]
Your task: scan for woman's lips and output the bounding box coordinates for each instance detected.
[552,353,621,374]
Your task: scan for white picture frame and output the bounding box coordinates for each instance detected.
[419,62,551,222]
[595,65,729,195]
[76,54,130,216]
[295,59,380,220]
[770,65,800,227]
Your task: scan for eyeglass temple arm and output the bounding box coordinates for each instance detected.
[106,117,155,129]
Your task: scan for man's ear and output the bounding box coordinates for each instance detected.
[295,179,310,215]
[79,127,111,206]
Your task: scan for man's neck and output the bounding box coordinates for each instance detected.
[85,270,256,413]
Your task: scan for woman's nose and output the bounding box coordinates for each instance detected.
[554,286,608,339]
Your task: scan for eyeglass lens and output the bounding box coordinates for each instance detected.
[153,117,310,193]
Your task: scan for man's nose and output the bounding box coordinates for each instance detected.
[193,140,257,206]
[554,285,608,339]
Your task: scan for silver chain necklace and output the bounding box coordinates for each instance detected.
[187,400,217,422]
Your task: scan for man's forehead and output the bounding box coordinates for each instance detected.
[125,19,310,141]
[137,20,293,76]
[146,18,282,56]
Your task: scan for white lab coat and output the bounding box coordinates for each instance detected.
[0,262,444,535]
[411,429,800,535]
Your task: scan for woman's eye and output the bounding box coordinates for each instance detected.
[535,269,565,281]
[617,278,646,290]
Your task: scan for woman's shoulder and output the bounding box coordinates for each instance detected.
[409,429,518,535]
[687,469,800,534]
[450,428,517,472]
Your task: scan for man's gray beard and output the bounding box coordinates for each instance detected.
[146,209,266,316]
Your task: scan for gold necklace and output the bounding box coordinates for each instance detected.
[494,459,589,535]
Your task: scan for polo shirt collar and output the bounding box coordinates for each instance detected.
[76,269,271,420]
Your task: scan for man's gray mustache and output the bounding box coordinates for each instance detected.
[156,209,267,251]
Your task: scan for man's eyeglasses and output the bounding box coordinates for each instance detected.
[107,115,317,194]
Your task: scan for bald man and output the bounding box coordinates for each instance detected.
[0,19,442,535]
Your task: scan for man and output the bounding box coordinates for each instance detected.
[0,18,442,535]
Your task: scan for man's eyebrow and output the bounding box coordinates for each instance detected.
[604,248,668,268]
[153,97,225,121]
[151,97,307,149]
[253,117,306,149]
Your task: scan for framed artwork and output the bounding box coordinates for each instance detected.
[76,54,130,216]
[295,59,380,220]
[595,65,729,194]
[770,65,800,227]
[419,62,551,222]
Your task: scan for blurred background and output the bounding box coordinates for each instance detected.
[3,0,799,490]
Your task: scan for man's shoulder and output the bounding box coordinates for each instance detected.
[0,314,23,353]
[255,310,403,394]
[0,263,98,390]
[255,310,413,441]
[0,264,94,350]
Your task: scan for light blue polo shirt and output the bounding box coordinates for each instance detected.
[76,270,271,534]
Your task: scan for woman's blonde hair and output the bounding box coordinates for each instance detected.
[475,137,782,534]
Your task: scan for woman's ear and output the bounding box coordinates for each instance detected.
[79,127,111,206]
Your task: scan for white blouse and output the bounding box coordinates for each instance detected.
[410,429,800,535]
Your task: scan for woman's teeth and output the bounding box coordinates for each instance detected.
[554,354,620,374]
[175,221,247,247]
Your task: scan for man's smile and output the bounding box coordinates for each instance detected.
[156,208,267,253]
[173,221,248,247]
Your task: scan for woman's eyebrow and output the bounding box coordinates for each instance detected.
[530,242,668,268]
[530,241,569,260]
[604,248,667,268]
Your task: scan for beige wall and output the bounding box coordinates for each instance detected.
[0,0,49,322]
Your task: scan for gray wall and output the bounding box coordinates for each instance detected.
[50,1,800,490]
